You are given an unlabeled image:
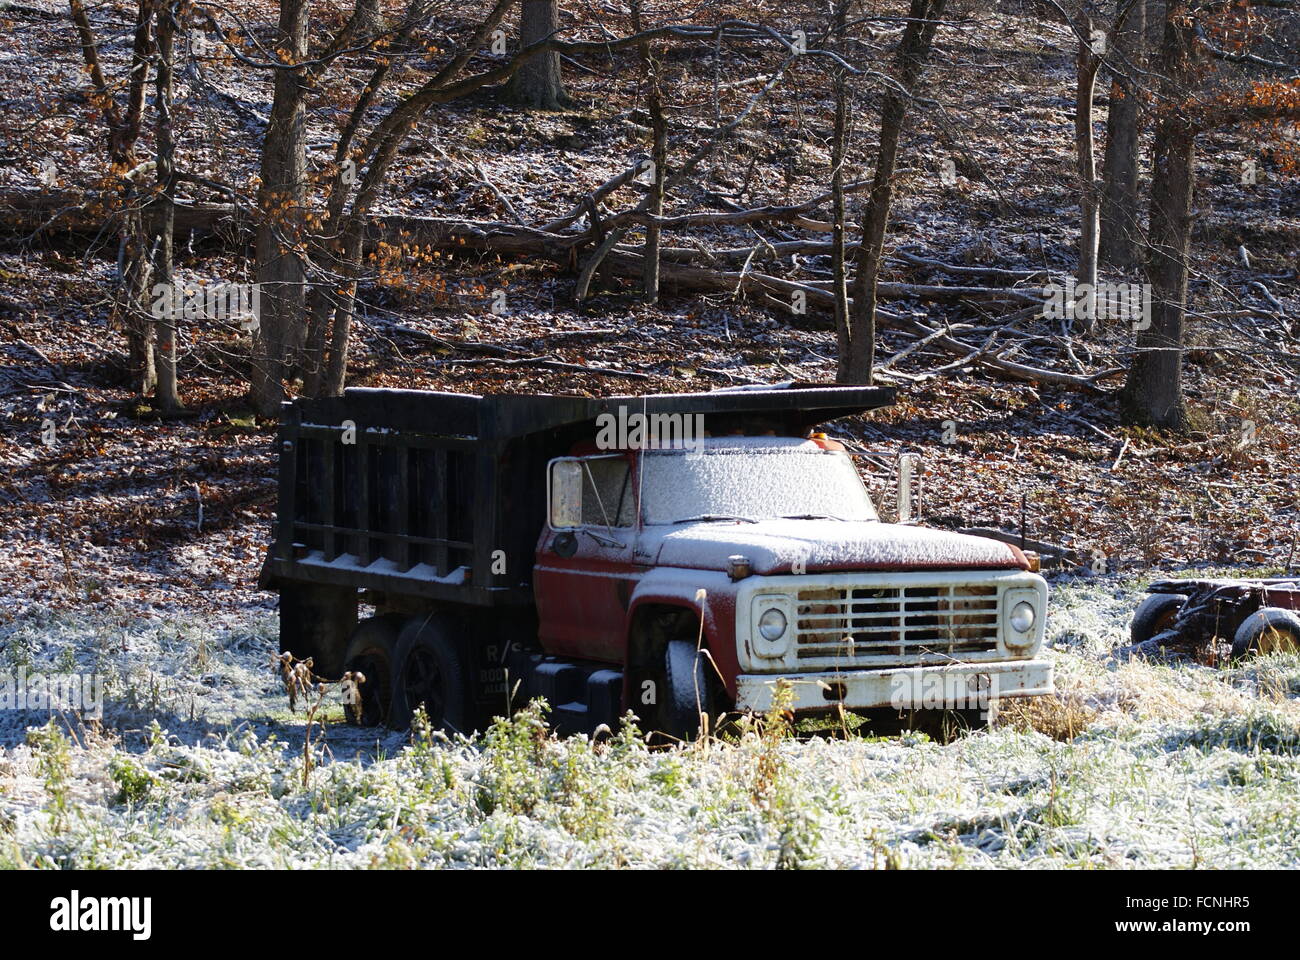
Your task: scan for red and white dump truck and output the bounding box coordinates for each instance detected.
[261,384,1052,738]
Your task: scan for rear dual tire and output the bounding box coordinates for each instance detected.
[341,615,467,733]
[340,616,404,727]
[391,618,468,734]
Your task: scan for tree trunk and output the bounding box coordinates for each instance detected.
[1120,0,1195,431]
[830,2,851,382]
[1145,0,1165,50]
[250,0,309,416]
[322,223,365,397]
[642,59,666,303]
[505,0,568,109]
[70,0,156,394]
[151,1,182,413]
[844,0,947,384]
[121,230,155,396]
[1099,0,1145,269]
[1074,14,1103,332]
[300,282,337,398]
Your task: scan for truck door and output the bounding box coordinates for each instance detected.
[535,454,641,663]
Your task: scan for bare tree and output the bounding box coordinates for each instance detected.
[505,0,569,109]
[1072,3,1105,330]
[248,0,309,416]
[1121,0,1195,428]
[843,0,948,384]
[641,47,667,303]
[151,0,181,413]
[1099,0,1146,268]
[68,0,157,394]
[227,0,380,415]
[307,0,522,396]
[829,0,852,382]
[1120,0,1300,429]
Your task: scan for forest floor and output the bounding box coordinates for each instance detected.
[0,2,1297,867]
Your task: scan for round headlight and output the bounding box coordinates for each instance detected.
[758,608,788,641]
[1009,601,1036,635]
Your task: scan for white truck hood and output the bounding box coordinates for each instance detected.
[644,519,1022,574]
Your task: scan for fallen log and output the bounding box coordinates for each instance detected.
[1,190,1116,391]
[2,192,1041,305]
[598,248,1115,390]
[442,356,654,380]
[1,190,242,242]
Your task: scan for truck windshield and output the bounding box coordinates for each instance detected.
[639,446,878,525]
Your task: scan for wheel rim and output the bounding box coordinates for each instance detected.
[403,647,446,725]
[1259,626,1300,655]
[1154,607,1180,634]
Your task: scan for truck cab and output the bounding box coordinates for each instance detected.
[533,434,1050,737]
[263,385,1052,739]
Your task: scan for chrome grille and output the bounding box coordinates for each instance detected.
[793,583,1001,666]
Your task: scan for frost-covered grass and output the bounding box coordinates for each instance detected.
[2,577,1299,869]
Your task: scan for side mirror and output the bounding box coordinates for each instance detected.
[548,459,583,529]
[896,452,921,523]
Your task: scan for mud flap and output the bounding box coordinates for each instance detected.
[278,582,357,679]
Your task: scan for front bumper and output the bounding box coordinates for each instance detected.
[733,658,1054,713]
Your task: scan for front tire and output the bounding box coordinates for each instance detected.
[1130,593,1186,645]
[661,639,714,742]
[392,618,468,733]
[1232,607,1300,658]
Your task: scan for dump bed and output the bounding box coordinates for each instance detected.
[262,384,895,606]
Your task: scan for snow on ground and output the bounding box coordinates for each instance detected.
[1,573,1298,868]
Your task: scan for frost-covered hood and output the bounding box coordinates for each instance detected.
[644,519,1023,573]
